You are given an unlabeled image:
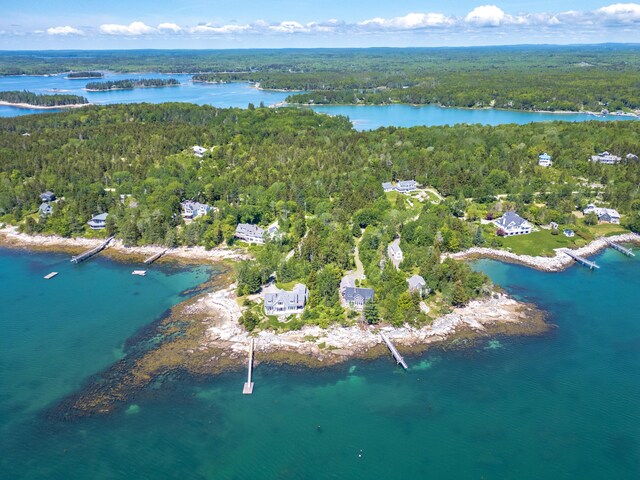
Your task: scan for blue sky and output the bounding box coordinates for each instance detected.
[2,1,640,49]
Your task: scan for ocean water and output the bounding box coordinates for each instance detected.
[1,73,638,129]
[0,246,638,479]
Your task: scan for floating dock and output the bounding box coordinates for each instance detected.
[243,338,255,395]
[143,249,167,265]
[563,250,600,270]
[70,236,114,264]
[605,239,635,257]
[43,272,58,279]
[132,270,146,276]
[380,332,408,370]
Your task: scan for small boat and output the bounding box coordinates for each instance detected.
[132,270,147,276]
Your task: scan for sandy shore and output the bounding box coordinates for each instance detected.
[0,100,90,110]
[0,225,249,264]
[446,233,640,272]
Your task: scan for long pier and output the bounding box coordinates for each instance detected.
[563,250,600,270]
[143,249,167,265]
[243,338,255,395]
[605,239,635,257]
[70,236,114,264]
[380,332,408,370]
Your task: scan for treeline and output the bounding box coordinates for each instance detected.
[0,90,88,106]
[67,71,103,79]
[85,78,180,91]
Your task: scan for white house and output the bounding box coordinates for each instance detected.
[407,274,428,296]
[494,211,533,236]
[396,180,417,194]
[235,223,276,244]
[264,284,309,315]
[583,204,620,224]
[626,153,638,162]
[387,238,403,262]
[39,202,53,216]
[590,151,621,164]
[87,213,108,230]
[382,182,394,192]
[181,200,214,219]
[538,153,553,167]
[192,145,207,157]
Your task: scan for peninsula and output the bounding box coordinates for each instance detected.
[0,90,89,108]
[85,78,180,91]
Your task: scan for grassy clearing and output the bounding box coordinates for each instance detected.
[500,229,589,256]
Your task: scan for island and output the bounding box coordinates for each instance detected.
[0,90,89,109]
[1,101,638,416]
[67,71,104,79]
[85,78,180,91]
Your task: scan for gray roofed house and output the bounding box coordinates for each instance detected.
[493,211,533,236]
[583,204,621,224]
[407,274,427,295]
[87,213,108,230]
[626,153,638,162]
[387,238,403,261]
[382,182,394,192]
[40,191,56,202]
[235,223,267,244]
[395,180,417,193]
[590,151,622,164]
[181,200,214,219]
[39,202,53,216]
[342,287,374,309]
[264,284,309,315]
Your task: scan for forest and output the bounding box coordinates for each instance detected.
[85,78,180,91]
[0,90,89,106]
[0,103,638,327]
[67,71,103,79]
[2,45,640,112]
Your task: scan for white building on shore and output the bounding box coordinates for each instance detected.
[583,204,620,224]
[264,284,309,315]
[493,211,533,236]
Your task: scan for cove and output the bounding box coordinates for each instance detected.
[0,246,638,479]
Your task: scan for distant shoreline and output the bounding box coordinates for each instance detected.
[0,100,89,110]
[85,84,180,92]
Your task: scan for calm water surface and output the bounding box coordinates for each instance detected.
[0,246,638,479]
[1,73,638,129]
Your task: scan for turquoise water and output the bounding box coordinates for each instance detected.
[1,246,638,478]
[1,73,638,128]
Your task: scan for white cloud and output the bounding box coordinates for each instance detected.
[99,21,156,36]
[597,3,640,23]
[465,5,507,27]
[359,12,453,30]
[47,25,84,36]
[269,21,308,33]
[189,23,250,34]
[158,23,182,33]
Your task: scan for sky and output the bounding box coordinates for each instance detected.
[2,1,640,49]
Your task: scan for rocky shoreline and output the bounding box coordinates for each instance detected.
[446,233,640,272]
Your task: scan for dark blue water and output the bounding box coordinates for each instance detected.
[0,246,638,479]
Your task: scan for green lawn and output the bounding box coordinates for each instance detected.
[586,223,629,237]
[501,229,588,256]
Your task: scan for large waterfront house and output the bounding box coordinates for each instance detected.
[181,200,214,219]
[538,153,553,167]
[264,284,309,315]
[39,191,56,202]
[87,213,108,230]
[235,223,278,244]
[583,204,620,224]
[381,180,418,194]
[39,202,53,216]
[590,151,621,164]
[493,211,533,236]
[407,274,428,296]
[387,239,403,262]
[192,145,207,157]
[342,287,375,309]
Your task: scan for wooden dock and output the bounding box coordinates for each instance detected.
[605,239,635,257]
[70,236,114,264]
[380,332,408,370]
[143,249,167,265]
[43,272,58,279]
[563,250,600,270]
[132,270,146,276]
[243,338,255,395]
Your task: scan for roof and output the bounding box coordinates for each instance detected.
[407,274,426,290]
[382,182,393,189]
[92,213,108,221]
[539,153,551,160]
[236,223,265,238]
[495,211,529,230]
[397,180,416,188]
[388,239,402,256]
[264,284,308,310]
[583,205,620,218]
[343,287,374,303]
